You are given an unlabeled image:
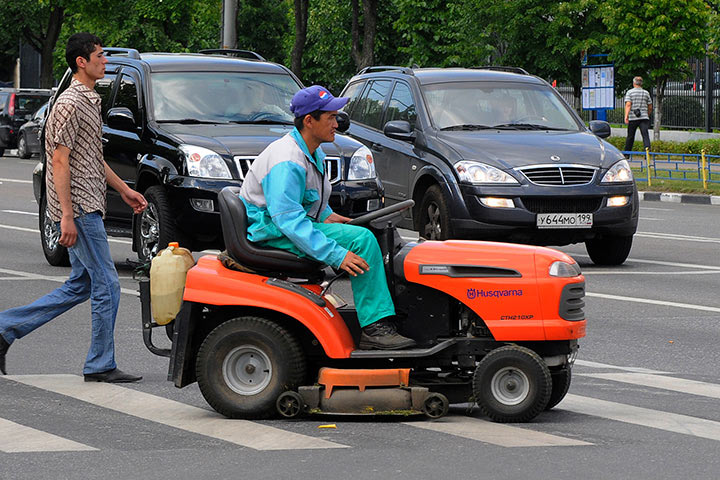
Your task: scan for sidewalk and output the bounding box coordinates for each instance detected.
[639,191,720,206]
[610,127,720,142]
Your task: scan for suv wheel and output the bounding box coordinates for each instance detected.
[17,134,30,159]
[417,185,452,240]
[585,234,633,265]
[39,195,70,266]
[0,148,5,157]
[135,185,180,261]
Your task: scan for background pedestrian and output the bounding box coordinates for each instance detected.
[624,76,653,152]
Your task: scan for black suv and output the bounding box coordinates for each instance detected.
[0,88,53,157]
[340,66,638,265]
[34,48,384,265]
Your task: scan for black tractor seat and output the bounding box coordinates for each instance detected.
[218,186,325,279]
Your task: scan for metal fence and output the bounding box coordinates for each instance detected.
[556,59,720,130]
[625,150,720,187]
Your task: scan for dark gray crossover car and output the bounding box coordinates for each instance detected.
[340,66,638,265]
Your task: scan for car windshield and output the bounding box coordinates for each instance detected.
[422,81,581,131]
[150,72,299,124]
[16,95,50,114]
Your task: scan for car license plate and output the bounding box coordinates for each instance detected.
[536,213,593,229]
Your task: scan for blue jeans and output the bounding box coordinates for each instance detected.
[0,211,120,374]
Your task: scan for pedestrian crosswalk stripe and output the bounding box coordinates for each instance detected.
[561,394,720,441]
[577,372,720,399]
[575,359,670,374]
[0,418,98,453]
[4,375,348,451]
[404,416,592,447]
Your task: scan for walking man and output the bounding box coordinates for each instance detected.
[0,33,147,382]
[624,76,653,152]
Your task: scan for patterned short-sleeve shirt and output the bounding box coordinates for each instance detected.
[44,78,106,222]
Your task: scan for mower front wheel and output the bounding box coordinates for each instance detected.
[196,316,306,419]
[473,345,551,423]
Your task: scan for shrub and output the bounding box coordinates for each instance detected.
[661,96,704,128]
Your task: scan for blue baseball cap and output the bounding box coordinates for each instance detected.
[290,85,349,118]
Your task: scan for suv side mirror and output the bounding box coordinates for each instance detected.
[107,107,137,132]
[336,110,350,133]
[383,120,415,142]
[589,120,611,139]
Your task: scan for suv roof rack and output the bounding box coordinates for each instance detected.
[104,48,141,59]
[357,66,415,75]
[472,66,529,75]
[199,49,266,62]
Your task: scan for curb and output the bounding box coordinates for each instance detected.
[639,191,720,206]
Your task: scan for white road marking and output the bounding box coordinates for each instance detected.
[584,270,720,275]
[0,417,98,453]
[561,394,720,442]
[0,223,132,244]
[0,267,138,297]
[406,416,591,447]
[635,232,720,244]
[577,372,720,400]
[641,207,673,211]
[0,177,32,184]
[585,292,720,313]
[639,217,662,221]
[1,209,38,216]
[574,360,670,374]
[4,375,348,451]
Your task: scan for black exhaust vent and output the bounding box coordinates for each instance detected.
[559,282,585,321]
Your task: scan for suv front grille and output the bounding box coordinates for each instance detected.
[233,155,341,184]
[521,197,602,213]
[518,165,596,186]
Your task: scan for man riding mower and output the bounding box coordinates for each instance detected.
[139,87,586,422]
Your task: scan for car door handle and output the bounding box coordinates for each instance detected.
[370,142,383,152]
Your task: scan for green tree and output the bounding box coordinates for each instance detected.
[602,0,712,139]
[479,0,606,107]
[393,0,490,67]
[236,0,291,64]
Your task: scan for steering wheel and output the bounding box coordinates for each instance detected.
[347,200,414,226]
[248,111,279,122]
[513,115,548,124]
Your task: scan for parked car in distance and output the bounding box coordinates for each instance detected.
[17,102,49,158]
[0,88,53,157]
[340,66,638,265]
[34,48,384,266]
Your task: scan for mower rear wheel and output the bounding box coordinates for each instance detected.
[545,367,572,410]
[276,391,305,419]
[196,316,306,419]
[473,345,551,423]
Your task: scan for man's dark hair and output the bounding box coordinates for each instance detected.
[294,110,324,130]
[66,33,103,73]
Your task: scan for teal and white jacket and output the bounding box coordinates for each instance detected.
[238,128,348,268]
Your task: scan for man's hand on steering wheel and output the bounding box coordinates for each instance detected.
[339,251,369,277]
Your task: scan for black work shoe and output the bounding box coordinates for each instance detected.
[0,334,9,375]
[84,368,142,383]
[359,320,417,350]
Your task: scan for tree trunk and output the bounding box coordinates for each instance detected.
[291,0,309,79]
[350,0,378,71]
[653,79,666,141]
[38,6,64,88]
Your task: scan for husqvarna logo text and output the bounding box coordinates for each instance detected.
[467,288,523,299]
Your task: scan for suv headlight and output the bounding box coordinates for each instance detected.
[180,145,232,179]
[347,146,376,180]
[601,159,633,183]
[455,161,519,184]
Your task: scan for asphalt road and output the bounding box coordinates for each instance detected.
[1,152,719,480]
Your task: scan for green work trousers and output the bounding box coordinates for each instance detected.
[260,222,395,327]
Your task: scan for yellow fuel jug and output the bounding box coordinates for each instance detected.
[150,243,194,325]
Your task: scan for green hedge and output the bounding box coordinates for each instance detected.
[606,136,720,157]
